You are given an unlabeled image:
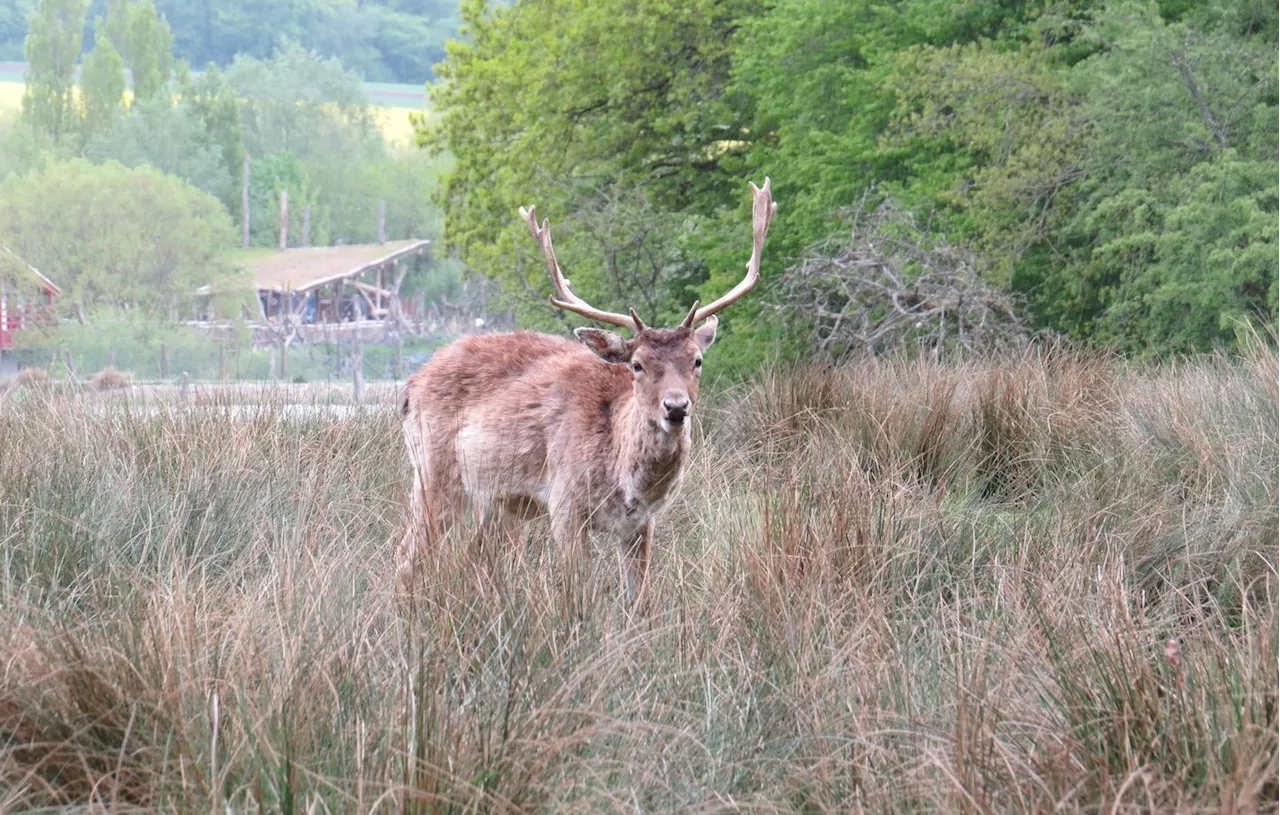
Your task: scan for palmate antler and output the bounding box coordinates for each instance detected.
[681,178,776,328]
[518,204,646,332]
[519,178,776,332]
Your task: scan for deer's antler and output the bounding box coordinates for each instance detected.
[519,205,645,332]
[682,178,776,327]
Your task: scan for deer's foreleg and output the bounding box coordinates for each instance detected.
[620,519,653,610]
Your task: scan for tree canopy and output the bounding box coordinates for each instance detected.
[424,0,1278,362]
[0,159,241,316]
[22,0,87,145]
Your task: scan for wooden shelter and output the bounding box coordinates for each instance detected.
[0,246,59,350]
[196,238,430,336]
[243,239,429,325]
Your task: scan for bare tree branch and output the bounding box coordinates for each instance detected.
[775,197,1032,358]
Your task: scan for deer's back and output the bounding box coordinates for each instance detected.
[403,332,627,489]
[403,331,587,416]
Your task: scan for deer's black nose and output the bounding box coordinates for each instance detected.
[663,397,690,423]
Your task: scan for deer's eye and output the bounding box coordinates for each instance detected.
[631,361,644,374]
[694,357,702,369]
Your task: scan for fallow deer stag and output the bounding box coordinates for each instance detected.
[398,179,776,604]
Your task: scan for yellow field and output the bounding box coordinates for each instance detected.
[0,80,22,110]
[373,105,421,145]
[0,79,422,145]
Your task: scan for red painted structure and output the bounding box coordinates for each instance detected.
[0,247,59,350]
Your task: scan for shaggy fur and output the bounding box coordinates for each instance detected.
[399,322,716,603]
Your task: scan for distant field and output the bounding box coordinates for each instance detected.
[0,72,426,145]
[373,104,420,145]
[0,79,20,111]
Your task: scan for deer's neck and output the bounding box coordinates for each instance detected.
[612,390,689,509]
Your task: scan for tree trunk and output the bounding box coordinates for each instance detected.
[242,155,251,249]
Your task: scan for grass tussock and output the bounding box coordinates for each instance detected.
[6,366,51,392]
[0,345,1275,812]
[90,366,133,392]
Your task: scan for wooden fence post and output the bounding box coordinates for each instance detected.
[302,204,311,248]
[159,343,169,380]
[352,342,364,404]
[377,199,386,244]
[242,155,251,249]
[279,189,289,250]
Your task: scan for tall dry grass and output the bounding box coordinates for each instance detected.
[0,344,1275,813]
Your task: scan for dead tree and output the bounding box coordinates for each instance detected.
[775,197,1030,358]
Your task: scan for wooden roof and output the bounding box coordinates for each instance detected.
[0,245,60,294]
[240,240,430,294]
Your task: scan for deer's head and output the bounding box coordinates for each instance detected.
[519,179,776,434]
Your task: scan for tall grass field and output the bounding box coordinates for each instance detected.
[0,345,1276,812]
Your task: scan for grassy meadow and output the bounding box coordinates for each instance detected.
[0,345,1276,812]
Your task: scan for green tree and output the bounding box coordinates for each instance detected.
[85,93,232,202]
[221,43,458,249]
[245,151,319,248]
[226,41,381,162]
[0,159,241,316]
[422,0,761,329]
[0,110,55,182]
[104,0,175,102]
[149,0,462,84]
[176,63,246,212]
[79,26,126,140]
[21,0,89,145]
[1065,1,1278,351]
[866,0,1276,352]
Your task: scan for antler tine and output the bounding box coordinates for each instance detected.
[628,307,648,332]
[687,178,777,325]
[518,204,645,332]
[679,300,700,328]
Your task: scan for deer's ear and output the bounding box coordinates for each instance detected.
[575,327,632,363]
[694,315,718,352]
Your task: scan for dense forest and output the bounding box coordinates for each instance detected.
[424,0,1277,366]
[0,0,463,83]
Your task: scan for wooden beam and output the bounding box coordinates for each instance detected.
[350,280,393,299]
[353,284,389,318]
